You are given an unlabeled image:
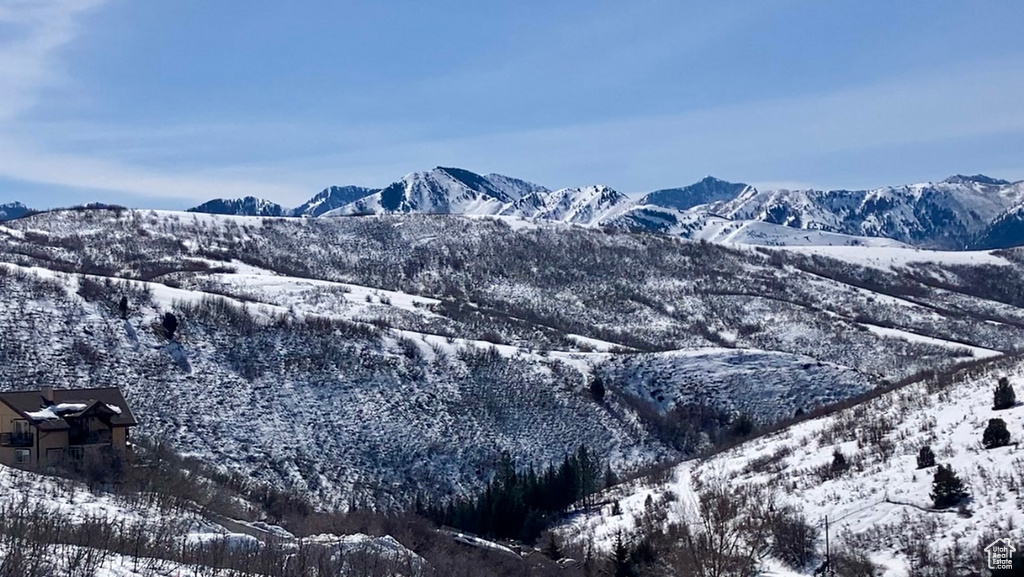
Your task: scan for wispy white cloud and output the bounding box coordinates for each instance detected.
[0,0,307,204]
[0,0,105,120]
[0,1,1022,205]
[0,137,303,201]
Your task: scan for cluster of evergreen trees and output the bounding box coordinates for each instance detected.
[422,446,611,544]
[914,375,1019,510]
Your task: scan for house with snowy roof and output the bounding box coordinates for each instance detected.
[0,386,137,469]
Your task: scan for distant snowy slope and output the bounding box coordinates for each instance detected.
[777,244,1012,270]
[972,196,1024,249]
[501,185,633,225]
[290,185,378,217]
[599,348,869,422]
[694,219,909,247]
[709,174,1024,249]
[483,172,550,201]
[606,204,907,247]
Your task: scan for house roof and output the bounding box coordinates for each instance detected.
[0,387,138,430]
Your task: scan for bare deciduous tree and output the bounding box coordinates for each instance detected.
[665,476,776,577]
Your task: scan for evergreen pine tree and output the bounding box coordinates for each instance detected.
[830,448,848,476]
[162,312,178,339]
[731,412,755,438]
[983,418,1011,449]
[611,531,634,577]
[118,296,129,320]
[930,464,968,509]
[994,377,1016,410]
[916,445,935,469]
[590,376,606,402]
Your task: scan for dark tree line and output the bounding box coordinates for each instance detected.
[422,446,608,544]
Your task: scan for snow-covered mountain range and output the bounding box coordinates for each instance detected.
[708,174,1024,249]
[184,169,1024,249]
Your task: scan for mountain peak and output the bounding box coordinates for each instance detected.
[187,196,286,217]
[699,175,733,184]
[638,177,752,211]
[328,167,516,216]
[942,174,1011,186]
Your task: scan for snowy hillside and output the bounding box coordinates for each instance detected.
[558,356,1024,575]
[598,348,872,424]
[0,462,235,576]
[0,455,521,576]
[0,261,658,508]
[4,208,1024,511]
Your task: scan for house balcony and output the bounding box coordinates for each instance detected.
[1,433,34,447]
[68,430,112,446]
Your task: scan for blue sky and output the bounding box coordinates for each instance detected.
[1,0,1023,209]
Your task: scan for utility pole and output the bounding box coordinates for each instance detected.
[824,516,835,577]
[814,516,836,577]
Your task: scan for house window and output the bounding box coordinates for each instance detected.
[69,447,84,461]
[13,420,30,435]
[14,449,30,464]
